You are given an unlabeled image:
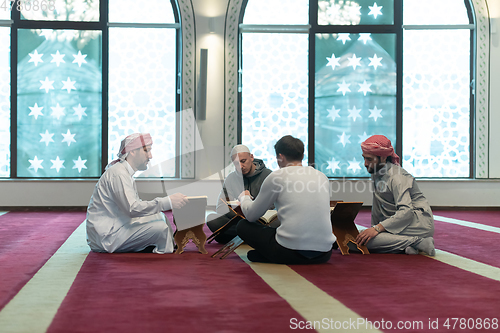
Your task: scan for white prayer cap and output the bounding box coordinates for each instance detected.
[230,144,251,158]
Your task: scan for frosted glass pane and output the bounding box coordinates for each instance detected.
[403,30,470,177]
[21,0,99,22]
[109,0,175,24]
[243,0,308,25]
[0,28,9,177]
[315,33,396,177]
[318,0,394,25]
[109,28,176,178]
[17,29,102,177]
[404,0,470,25]
[241,33,309,170]
[0,2,11,19]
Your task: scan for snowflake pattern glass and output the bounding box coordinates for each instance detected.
[403,29,470,177]
[243,0,308,25]
[241,33,309,170]
[109,28,176,178]
[318,0,394,25]
[17,29,102,177]
[109,0,175,24]
[0,28,9,177]
[315,33,396,177]
[21,0,99,22]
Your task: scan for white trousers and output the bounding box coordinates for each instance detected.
[94,213,175,254]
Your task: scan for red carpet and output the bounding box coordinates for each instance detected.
[47,248,314,333]
[292,253,500,332]
[0,212,85,310]
[2,210,499,333]
[433,210,500,227]
[433,221,500,267]
[354,210,500,268]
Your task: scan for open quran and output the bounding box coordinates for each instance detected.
[225,200,278,225]
[207,200,279,245]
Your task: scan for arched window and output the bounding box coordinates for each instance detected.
[108,1,178,178]
[240,0,310,171]
[402,0,473,177]
[0,0,188,178]
[238,0,476,178]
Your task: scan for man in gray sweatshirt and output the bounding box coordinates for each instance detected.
[207,145,272,244]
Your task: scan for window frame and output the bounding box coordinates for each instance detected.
[237,0,476,179]
[5,0,183,179]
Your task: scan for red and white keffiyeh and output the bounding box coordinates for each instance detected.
[106,133,153,169]
[361,135,400,166]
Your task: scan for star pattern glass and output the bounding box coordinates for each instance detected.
[315,33,396,177]
[241,0,472,178]
[108,28,177,178]
[17,29,102,177]
[318,0,394,25]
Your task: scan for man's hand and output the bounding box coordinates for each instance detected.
[355,227,379,246]
[169,193,189,209]
[238,190,251,202]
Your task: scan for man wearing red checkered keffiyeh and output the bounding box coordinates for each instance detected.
[86,133,189,254]
[354,135,436,256]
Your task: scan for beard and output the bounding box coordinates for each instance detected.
[366,162,385,174]
[137,161,149,171]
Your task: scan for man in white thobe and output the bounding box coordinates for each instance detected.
[86,133,188,254]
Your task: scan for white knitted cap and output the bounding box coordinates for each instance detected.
[230,144,251,157]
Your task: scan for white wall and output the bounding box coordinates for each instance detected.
[192,0,228,180]
[0,178,498,208]
[0,0,499,208]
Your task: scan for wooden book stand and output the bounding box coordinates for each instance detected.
[211,236,245,259]
[330,201,369,255]
[170,196,209,254]
[206,200,245,244]
[174,224,208,254]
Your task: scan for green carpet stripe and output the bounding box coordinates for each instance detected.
[0,222,89,333]
[235,245,382,333]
